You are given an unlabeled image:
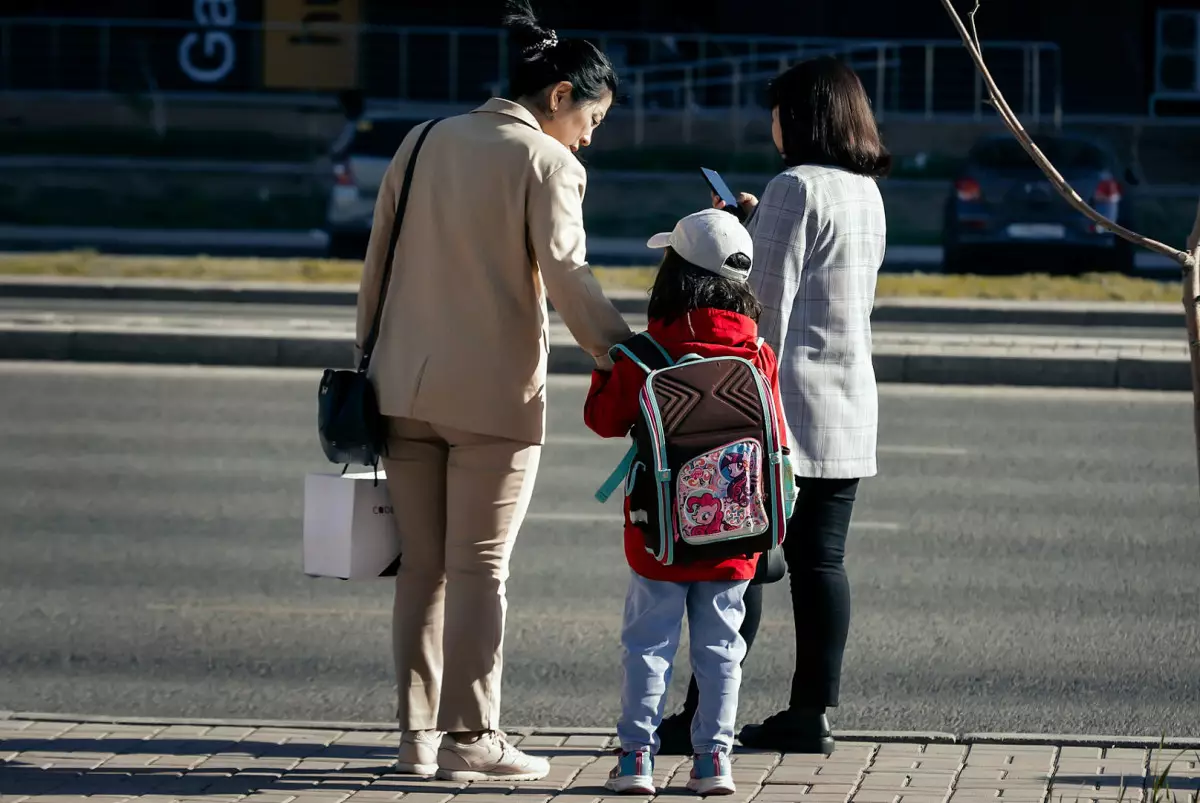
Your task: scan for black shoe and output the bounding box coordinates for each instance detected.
[655,711,694,756]
[738,710,835,755]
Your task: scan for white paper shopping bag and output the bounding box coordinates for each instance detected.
[303,471,400,580]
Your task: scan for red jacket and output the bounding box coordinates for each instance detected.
[584,308,787,583]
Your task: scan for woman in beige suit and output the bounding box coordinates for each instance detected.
[353,0,631,784]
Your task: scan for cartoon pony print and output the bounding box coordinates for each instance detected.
[686,493,724,535]
[719,446,751,508]
[681,464,715,491]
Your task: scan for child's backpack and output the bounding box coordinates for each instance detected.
[595,332,796,567]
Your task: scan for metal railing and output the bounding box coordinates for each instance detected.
[1,18,1059,121]
[624,40,1060,123]
[621,43,901,145]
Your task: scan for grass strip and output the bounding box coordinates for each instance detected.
[0,252,1180,304]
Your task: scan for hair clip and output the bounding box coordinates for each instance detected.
[524,30,558,55]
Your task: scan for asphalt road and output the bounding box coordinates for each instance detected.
[0,297,1180,342]
[0,363,1197,737]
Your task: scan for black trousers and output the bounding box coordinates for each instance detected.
[682,477,860,714]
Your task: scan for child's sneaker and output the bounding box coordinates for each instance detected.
[604,748,656,795]
[687,748,735,796]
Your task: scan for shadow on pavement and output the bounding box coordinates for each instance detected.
[1053,773,1199,792]
[0,735,625,798]
[0,736,395,760]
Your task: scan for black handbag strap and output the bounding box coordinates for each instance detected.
[359,117,443,373]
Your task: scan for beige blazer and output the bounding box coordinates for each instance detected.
[355,98,632,445]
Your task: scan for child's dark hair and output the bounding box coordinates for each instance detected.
[503,0,617,106]
[647,248,762,324]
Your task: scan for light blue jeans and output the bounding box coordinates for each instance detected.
[617,571,749,754]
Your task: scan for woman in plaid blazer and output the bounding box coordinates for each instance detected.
[657,56,891,757]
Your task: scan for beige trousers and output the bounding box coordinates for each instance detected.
[381,416,541,733]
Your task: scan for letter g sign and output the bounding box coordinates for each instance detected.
[179,0,238,84]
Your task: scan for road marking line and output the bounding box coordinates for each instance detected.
[879,445,970,456]
[146,603,390,616]
[851,521,903,532]
[143,601,798,625]
[546,436,622,446]
[526,512,623,522]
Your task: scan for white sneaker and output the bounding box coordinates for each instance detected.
[687,749,736,796]
[395,730,441,776]
[435,731,550,782]
[604,748,656,794]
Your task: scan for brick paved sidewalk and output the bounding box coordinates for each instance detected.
[2,716,1199,803]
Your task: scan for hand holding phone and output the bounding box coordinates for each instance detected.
[701,167,757,221]
[702,167,741,216]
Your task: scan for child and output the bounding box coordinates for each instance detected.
[584,209,789,796]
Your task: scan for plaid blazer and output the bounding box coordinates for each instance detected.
[746,165,887,479]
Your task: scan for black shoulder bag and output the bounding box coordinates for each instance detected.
[317,118,442,469]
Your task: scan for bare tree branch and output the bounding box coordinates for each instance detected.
[968,2,984,54]
[938,0,1196,270]
[1190,203,1200,256]
[939,0,1200,495]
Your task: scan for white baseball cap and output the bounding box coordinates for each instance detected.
[646,208,754,283]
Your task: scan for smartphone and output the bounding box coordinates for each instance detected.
[701,167,741,216]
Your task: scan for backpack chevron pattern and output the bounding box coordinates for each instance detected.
[653,374,704,432]
[711,365,763,420]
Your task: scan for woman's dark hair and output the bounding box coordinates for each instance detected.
[647,248,762,324]
[503,0,617,105]
[767,56,892,178]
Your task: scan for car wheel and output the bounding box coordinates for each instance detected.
[1111,236,1135,275]
[1089,240,1134,275]
[328,232,368,260]
[942,245,969,274]
[1102,208,1138,274]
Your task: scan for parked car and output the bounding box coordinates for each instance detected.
[942,133,1139,274]
[324,113,424,259]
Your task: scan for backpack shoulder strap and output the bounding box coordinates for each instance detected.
[593,334,670,505]
[595,443,637,503]
[610,332,674,374]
